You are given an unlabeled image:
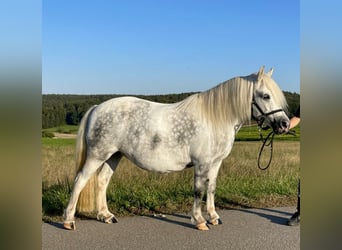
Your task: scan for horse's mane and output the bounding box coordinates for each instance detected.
[177,72,287,131]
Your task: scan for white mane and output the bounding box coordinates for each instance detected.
[177,71,288,131]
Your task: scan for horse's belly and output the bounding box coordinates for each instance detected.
[124,147,191,173]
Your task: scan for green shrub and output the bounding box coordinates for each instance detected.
[42,131,54,138]
[42,181,71,215]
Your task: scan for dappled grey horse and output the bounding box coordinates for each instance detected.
[64,66,290,230]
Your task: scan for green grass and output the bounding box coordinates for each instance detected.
[43,125,79,134]
[235,124,300,141]
[42,180,72,215]
[42,137,76,146]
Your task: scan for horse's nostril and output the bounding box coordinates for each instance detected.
[282,120,289,129]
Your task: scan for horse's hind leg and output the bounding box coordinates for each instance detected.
[206,161,222,226]
[63,158,103,230]
[96,153,122,224]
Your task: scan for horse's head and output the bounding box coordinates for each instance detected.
[251,66,290,134]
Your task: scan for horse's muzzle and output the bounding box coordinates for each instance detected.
[272,118,290,134]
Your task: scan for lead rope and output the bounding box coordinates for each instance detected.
[257,130,275,170]
[257,129,296,170]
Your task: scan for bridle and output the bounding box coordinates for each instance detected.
[251,97,284,130]
[251,97,285,170]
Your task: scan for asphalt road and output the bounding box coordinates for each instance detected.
[42,207,299,250]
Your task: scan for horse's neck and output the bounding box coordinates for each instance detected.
[180,94,241,134]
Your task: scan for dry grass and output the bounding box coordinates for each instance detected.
[217,141,299,207]
[42,140,77,185]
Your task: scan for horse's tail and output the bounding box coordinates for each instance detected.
[75,105,98,215]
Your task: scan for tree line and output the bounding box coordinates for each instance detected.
[42,91,300,129]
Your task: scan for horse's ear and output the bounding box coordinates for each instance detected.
[257,66,265,80]
[266,68,274,77]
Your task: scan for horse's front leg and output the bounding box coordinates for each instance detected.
[206,161,222,226]
[192,166,209,230]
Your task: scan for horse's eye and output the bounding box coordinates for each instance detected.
[263,94,270,100]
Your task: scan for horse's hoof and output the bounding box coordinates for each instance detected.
[105,215,118,224]
[209,218,222,225]
[196,222,210,231]
[98,214,118,224]
[63,221,76,230]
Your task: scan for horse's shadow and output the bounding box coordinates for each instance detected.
[148,213,195,230]
[47,221,66,229]
[235,207,293,225]
[47,215,195,230]
[46,214,96,230]
[148,207,293,229]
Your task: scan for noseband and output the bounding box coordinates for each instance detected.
[251,98,284,130]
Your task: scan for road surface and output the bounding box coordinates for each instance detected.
[42,207,299,250]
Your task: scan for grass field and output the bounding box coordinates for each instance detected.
[43,125,79,134]
[42,125,300,222]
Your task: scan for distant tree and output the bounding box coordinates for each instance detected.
[283,91,300,117]
[42,91,300,128]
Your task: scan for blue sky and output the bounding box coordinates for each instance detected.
[42,0,299,95]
